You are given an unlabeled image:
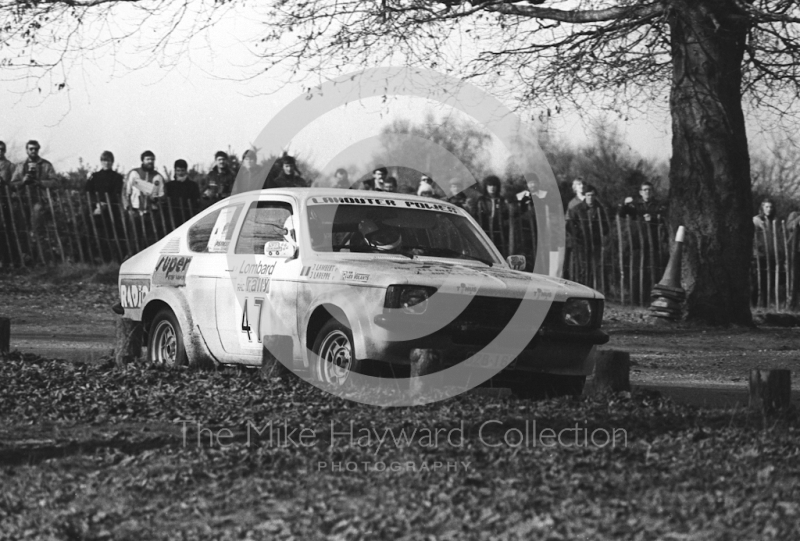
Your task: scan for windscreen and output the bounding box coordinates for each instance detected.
[306,201,501,265]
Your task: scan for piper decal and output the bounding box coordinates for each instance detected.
[152,256,192,287]
[120,279,150,308]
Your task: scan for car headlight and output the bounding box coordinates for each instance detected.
[385,285,437,315]
[563,298,593,327]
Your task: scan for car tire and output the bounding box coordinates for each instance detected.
[311,317,361,387]
[148,308,188,367]
[510,373,586,399]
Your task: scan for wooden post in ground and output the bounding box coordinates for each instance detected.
[584,349,631,396]
[260,335,293,382]
[749,369,791,416]
[104,193,124,262]
[114,317,143,369]
[616,215,625,305]
[65,191,89,264]
[409,348,441,396]
[0,317,9,359]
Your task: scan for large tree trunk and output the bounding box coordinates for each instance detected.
[668,0,753,325]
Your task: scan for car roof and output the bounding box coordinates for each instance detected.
[226,188,464,211]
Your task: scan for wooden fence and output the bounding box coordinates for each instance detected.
[0,187,794,311]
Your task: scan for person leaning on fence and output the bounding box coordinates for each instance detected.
[566,184,608,286]
[446,178,469,209]
[238,149,265,192]
[202,150,234,203]
[0,141,14,268]
[165,159,201,223]
[124,150,165,244]
[268,155,306,188]
[617,181,667,225]
[566,176,585,213]
[752,199,780,307]
[10,140,58,245]
[474,175,511,253]
[0,141,13,187]
[85,151,124,261]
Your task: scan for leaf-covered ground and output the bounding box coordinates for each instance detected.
[1,353,799,540]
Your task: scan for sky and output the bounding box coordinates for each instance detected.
[0,4,742,178]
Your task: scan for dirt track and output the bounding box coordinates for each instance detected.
[3,275,800,405]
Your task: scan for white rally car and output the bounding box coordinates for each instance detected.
[116,188,607,396]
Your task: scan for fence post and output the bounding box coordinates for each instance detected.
[25,186,47,266]
[782,221,790,309]
[85,192,105,263]
[616,215,625,305]
[157,199,169,239]
[103,192,124,262]
[65,190,90,264]
[0,187,25,269]
[45,189,66,264]
[773,221,781,309]
[762,223,772,310]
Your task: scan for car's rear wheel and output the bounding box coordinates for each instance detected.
[510,373,586,399]
[148,308,188,366]
[311,318,361,386]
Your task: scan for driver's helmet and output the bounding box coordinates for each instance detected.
[358,219,402,252]
[283,215,295,244]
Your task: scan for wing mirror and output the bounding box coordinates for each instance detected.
[264,240,297,259]
[506,255,526,271]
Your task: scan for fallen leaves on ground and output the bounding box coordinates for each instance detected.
[1,353,799,540]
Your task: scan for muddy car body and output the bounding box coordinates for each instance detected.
[117,188,607,395]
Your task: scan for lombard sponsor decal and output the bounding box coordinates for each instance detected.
[153,256,192,287]
[239,261,276,275]
[300,263,337,280]
[341,270,370,283]
[120,279,150,309]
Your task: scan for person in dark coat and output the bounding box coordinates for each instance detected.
[165,159,201,223]
[268,156,306,188]
[202,150,235,201]
[85,150,124,260]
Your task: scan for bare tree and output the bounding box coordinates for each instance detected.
[3,1,800,324]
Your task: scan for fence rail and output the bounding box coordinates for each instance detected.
[0,187,793,311]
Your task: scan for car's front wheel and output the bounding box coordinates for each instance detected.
[311,318,361,386]
[148,308,188,367]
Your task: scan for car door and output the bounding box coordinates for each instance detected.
[183,202,245,361]
[215,195,300,362]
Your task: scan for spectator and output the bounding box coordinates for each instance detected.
[417,182,436,198]
[371,166,388,191]
[418,173,444,198]
[753,199,779,307]
[165,159,201,219]
[0,141,13,187]
[515,173,547,214]
[753,199,775,231]
[567,184,607,285]
[124,150,164,214]
[85,151,124,207]
[11,140,58,242]
[383,176,398,193]
[566,176,585,212]
[268,155,306,188]
[0,141,13,267]
[85,151,124,259]
[312,167,349,189]
[446,178,469,209]
[203,151,234,202]
[618,180,667,224]
[239,149,264,191]
[475,175,510,252]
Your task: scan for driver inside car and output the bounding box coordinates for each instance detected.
[353,219,403,254]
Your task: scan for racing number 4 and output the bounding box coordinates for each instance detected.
[240,297,266,343]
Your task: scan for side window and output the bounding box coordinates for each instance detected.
[188,205,243,253]
[235,201,293,255]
